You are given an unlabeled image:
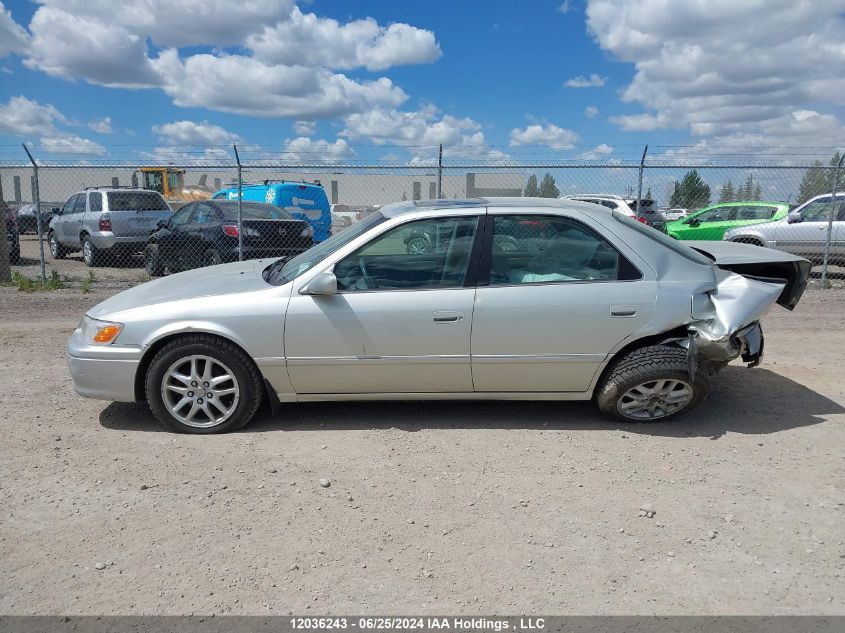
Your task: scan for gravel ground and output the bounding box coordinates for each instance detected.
[0,282,843,615]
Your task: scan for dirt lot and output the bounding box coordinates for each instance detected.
[0,279,843,615]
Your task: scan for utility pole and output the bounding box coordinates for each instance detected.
[635,145,648,219]
[437,144,443,199]
[233,143,243,262]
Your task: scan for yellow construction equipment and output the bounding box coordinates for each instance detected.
[136,167,213,208]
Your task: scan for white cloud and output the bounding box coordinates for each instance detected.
[585,105,599,118]
[343,105,507,163]
[0,1,28,58]
[20,1,434,120]
[152,120,242,145]
[248,6,441,71]
[509,123,579,149]
[40,135,106,156]
[557,1,573,14]
[587,0,845,140]
[281,137,354,163]
[293,120,316,136]
[0,95,67,136]
[577,143,613,160]
[564,73,606,88]
[88,117,112,134]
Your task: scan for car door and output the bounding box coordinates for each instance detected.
[284,213,483,394]
[156,203,196,269]
[471,212,656,393]
[54,195,78,244]
[678,205,737,240]
[772,196,844,258]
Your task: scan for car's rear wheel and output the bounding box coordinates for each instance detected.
[48,231,66,259]
[596,345,708,422]
[145,334,263,434]
[81,235,103,267]
[204,248,223,267]
[144,244,164,276]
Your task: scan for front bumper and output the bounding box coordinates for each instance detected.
[66,328,142,402]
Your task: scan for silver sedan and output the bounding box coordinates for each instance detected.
[67,198,811,433]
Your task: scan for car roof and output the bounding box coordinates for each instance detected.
[76,188,157,194]
[380,196,614,218]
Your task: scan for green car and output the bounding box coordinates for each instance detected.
[665,201,790,240]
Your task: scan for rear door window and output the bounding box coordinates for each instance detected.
[107,191,170,211]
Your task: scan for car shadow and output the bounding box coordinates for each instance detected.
[98,367,843,439]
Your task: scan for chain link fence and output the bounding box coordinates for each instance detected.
[2,149,843,289]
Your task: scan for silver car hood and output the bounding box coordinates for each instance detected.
[87,259,272,319]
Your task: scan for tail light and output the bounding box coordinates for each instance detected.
[636,217,648,224]
[98,216,112,231]
[222,224,239,237]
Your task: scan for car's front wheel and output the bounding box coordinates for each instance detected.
[145,334,264,434]
[596,345,708,422]
[144,244,164,276]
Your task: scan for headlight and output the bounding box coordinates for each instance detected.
[301,224,314,238]
[79,315,124,345]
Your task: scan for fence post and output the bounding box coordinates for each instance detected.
[635,145,648,219]
[0,168,10,283]
[820,152,844,288]
[22,143,46,282]
[437,144,443,199]
[233,143,243,262]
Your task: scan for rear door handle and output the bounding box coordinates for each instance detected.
[433,311,464,323]
[610,305,638,317]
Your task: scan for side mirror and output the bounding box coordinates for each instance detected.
[156,219,168,229]
[51,207,60,214]
[686,217,699,227]
[301,271,337,296]
[787,211,803,224]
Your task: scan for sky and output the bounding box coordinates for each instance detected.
[0,0,844,165]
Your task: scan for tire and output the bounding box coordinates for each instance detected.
[596,345,708,423]
[145,334,264,434]
[48,231,66,260]
[203,248,223,267]
[9,247,20,264]
[406,236,430,255]
[732,237,764,247]
[144,244,164,276]
[81,235,103,267]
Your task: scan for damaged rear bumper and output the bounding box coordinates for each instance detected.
[692,321,764,367]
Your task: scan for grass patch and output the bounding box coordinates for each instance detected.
[9,269,67,292]
[80,270,97,294]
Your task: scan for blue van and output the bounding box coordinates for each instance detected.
[212,181,331,242]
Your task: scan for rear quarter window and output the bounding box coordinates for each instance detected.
[613,211,713,266]
[107,191,169,211]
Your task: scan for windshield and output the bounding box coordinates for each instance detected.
[612,211,713,266]
[264,212,387,285]
[107,191,170,211]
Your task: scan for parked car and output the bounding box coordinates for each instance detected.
[66,197,810,434]
[4,201,19,263]
[48,188,172,267]
[562,194,665,230]
[213,181,331,242]
[661,208,689,221]
[723,193,845,263]
[666,201,790,241]
[15,202,56,234]
[330,204,357,233]
[143,200,314,276]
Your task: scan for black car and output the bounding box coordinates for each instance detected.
[15,203,56,234]
[4,201,19,263]
[144,200,314,276]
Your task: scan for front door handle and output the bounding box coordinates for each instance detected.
[433,311,464,323]
[610,305,638,317]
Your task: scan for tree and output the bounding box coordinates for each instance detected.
[797,152,841,203]
[674,170,711,209]
[523,174,539,197]
[719,180,735,202]
[754,183,762,199]
[669,181,682,208]
[645,187,652,200]
[538,172,560,198]
[737,174,754,200]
